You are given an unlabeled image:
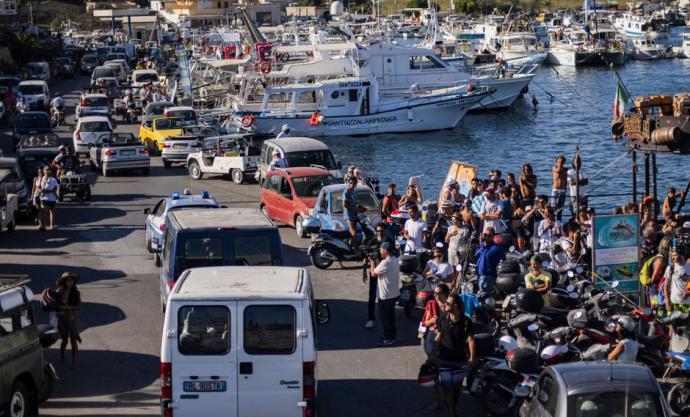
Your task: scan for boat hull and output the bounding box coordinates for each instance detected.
[470,75,533,110]
[547,47,625,67]
[239,93,487,137]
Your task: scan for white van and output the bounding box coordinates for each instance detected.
[256,137,342,184]
[160,266,330,417]
[131,69,160,88]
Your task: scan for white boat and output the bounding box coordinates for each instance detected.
[672,34,690,58]
[627,37,667,60]
[613,11,670,41]
[547,29,625,66]
[492,31,544,61]
[231,75,491,137]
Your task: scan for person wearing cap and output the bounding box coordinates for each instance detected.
[268,149,287,171]
[440,178,463,207]
[479,187,506,234]
[55,272,82,369]
[524,255,552,306]
[275,124,291,139]
[365,223,398,329]
[369,241,400,346]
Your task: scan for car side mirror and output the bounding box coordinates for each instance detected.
[149,237,161,253]
[143,208,151,215]
[315,300,331,324]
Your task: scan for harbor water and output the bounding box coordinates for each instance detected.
[324,58,690,211]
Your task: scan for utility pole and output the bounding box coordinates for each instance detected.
[28,2,33,26]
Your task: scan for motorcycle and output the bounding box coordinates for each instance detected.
[125,103,138,124]
[306,215,377,269]
[51,107,65,127]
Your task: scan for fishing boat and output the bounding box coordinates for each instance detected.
[672,34,690,58]
[547,28,625,67]
[231,75,492,137]
[626,37,667,60]
[613,11,670,41]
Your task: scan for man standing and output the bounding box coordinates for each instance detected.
[552,155,567,221]
[664,248,690,314]
[475,227,504,292]
[380,183,400,217]
[404,204,428,253]
[365,223,397,329]
[343,176,360,253]
[369,242,400,346]
[479,188,505,234]
[431,201,454,246]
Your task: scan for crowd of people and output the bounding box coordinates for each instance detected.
[344,154,690,417]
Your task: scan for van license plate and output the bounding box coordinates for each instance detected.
[183,381,226,392]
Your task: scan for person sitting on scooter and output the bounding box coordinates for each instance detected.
[423,247,453,284]
[15,96,28,113]
[343,176,361,253]
[608,316,639,361]
[524,255,552,306]
[50,92,64,121]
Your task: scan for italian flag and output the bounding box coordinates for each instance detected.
[613,78,630,120]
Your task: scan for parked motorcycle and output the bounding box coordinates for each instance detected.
[306,215,378,269]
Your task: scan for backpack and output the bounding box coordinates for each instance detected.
[640,254,663,286]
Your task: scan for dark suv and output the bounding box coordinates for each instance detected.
[0,277,59,417]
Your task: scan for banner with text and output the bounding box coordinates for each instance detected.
[592,213,640,296]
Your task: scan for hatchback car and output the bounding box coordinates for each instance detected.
[89,132,150,176]
[163,106,197,126]
[80,53,98,74]
[13,111,52,148]
[518,362,671,417]
[76,93,109,119]
[143,191,220,266]
[260,167,338,237]
[16,134,61,179]
[73,116,113,155]
[311,183,381,233]
[90,66,117,87]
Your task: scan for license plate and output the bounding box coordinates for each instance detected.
[120,150,135,156]
[183,381,226,392]
[173,144,187,149]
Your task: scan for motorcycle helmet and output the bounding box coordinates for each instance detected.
[417,363,438,387]
[616,315,635,333]
[540,344,567,364]
[579,400,599,417]
[497,335,517,355]
[483,296,496,311]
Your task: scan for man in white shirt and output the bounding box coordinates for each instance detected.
[369,242,400,346]
[404,204,428,253]
[567,156,589,215]
[664,249,690,313]
[480,188,505,234]
[537,208,563,254]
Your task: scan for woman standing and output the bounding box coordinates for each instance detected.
[56,272,82,369]
[398,184,422,209]
[445,214,467,271]
[40,166,58,230]
[31,166,44,229]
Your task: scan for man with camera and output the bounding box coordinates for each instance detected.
[369,242,400,346]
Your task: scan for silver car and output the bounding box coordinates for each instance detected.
[161,125,218,168]
[89,132,150,176]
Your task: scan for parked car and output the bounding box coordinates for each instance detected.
[159,266,329,417]
[0,158,29,213]
[160,125,218,168]
[90,66,117,87]
[15,134,61,182]
[0,170,18,232]
[138,117,185,155]
[13,112,52,148]
[16,81,49,111]
[0,277,59,417]
[80,53,99,75]
[73,116,113,155]
[76,93,110,119]
[131,69,160,89]
[311,183,381,232]
[89,132,150,176]
[518,362,671,417]
[150,208,283,311]
[143,191,220,266]
[260,167,338,237]
[186,134,261,184]
[256,137,342,185]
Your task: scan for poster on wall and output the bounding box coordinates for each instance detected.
[592,213,640,296]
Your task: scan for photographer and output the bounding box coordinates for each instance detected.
[364,223,397,329]
[369,242,400,346]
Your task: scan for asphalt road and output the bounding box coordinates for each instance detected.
[0,75,488,417]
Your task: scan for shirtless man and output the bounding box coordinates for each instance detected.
[551,155,567,221]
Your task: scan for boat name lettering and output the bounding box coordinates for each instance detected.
[321,115,398,126]
[338,82,362,87]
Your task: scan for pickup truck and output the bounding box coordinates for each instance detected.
[138,117,186,155]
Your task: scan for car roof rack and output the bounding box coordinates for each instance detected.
[0,275,31,294]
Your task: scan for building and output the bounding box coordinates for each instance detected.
[154,1,280,27]
[285,5,329,18]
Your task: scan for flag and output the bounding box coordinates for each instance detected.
[612,77,630,121]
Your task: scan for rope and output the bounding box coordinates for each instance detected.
[588,149,630,181]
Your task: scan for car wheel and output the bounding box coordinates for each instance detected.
[102,166,109,177]
[260,205,270,219]
[295,215,306,238]
[188,162,202,180]
[162,160,172,168]
[668,382,690,417]
[5,381,31,417]
[231,169,244,184]
[480,374,518,417]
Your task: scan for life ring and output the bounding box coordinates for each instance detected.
[260,62,272,74]
[241,115,255,128]
[433,45,444,55]
[309,112,322,126]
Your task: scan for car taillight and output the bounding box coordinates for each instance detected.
[160,362,173,417]
[169,279,175,289]
[163,143,171,148]
[159,224,165,232]
[140,148,148,154]
[303,361,315,417]
[75,131,81,141]
[191,142,201,148]
[81,98,85,107]
[104,150,116,156]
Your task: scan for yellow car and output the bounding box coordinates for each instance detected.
[138,117,185,154]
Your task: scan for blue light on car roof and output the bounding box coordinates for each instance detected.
[201,191,209,199]
[172,192,180,200]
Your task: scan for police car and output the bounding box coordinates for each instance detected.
[143,190,221,266]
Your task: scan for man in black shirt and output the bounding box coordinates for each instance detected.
[429,294,476,417]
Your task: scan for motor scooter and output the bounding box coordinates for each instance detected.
[307,214,378,269]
